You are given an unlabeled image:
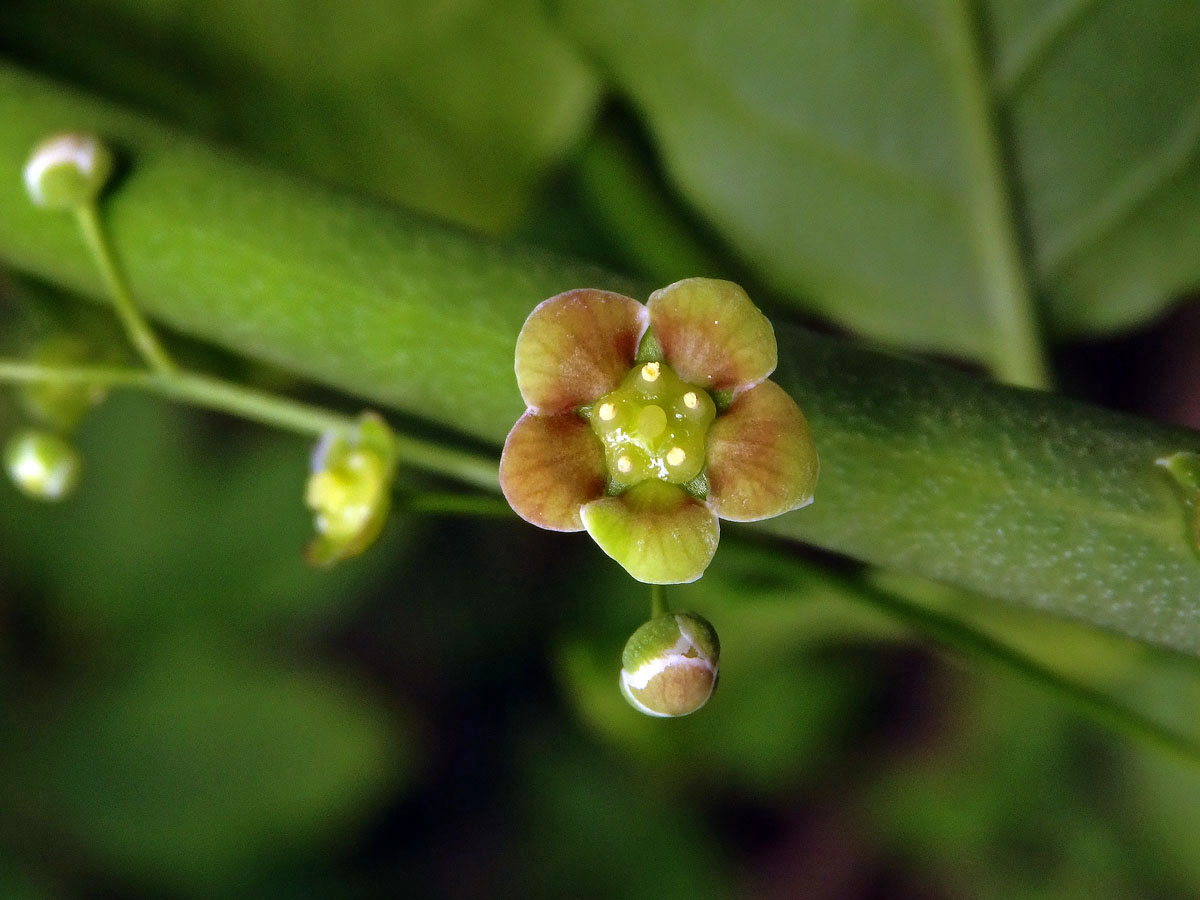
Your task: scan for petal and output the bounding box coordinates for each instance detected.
[515,289,650,413]
[705,380,818,522]
[500,411,607,531]
[647,278,777,392]
[580,480,719,584]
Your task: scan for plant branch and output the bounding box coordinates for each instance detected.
[855,582,1200,767]
[650,584,668,619]
[74,203,177,375]
[0,360,500,491]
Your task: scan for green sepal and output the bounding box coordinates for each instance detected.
[635,328,663,364]
[682,471,709,501]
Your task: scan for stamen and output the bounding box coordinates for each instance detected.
[666,447,687,467]
[683,392,698,409]
[598,402,616,421]
[617,455,633,474]
[641,362,660,382]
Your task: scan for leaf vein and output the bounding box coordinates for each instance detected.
[1043,93,1200,274]
[994,0,1106,96]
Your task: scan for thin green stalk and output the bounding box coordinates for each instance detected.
[401,491,513,518]
[858,584,1200,767]
[940,0,1051,389]
[650,584,668,619]
[0,359,500,491]
[74,203,177,375]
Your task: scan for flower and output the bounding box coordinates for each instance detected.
[500,277,818,584]
[304,412,398,566]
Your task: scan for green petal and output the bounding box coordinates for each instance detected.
[705,380,818,522]
[501,411,608,531]
[646,278,776,392]
[580,480,719,584]
[515,289,649,414]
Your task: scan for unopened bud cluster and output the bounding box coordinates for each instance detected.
[5,133,121,502]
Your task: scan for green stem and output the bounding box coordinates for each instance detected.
[0,359,500,491]
[857,584,1200,767]
[650,584,668,619]
[940,0,1051,389]
[401,491,513,518]
[74,203,178,375]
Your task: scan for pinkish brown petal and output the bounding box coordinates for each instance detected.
[705,380,818,522]
[501,411,608,531]
[515,289,650,414]
[647,278,777,392]
[580,480,720,584]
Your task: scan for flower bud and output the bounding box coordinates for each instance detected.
[17,335,107,431]
[304,412,398,566]
[23,132,115,210]
[4,428,82,501]
[620,612,719,717]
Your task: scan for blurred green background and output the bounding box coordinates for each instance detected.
[4,1,1200,898]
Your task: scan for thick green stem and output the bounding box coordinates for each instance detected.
[940,0,1051,389]
[0,360,500,491]
[74,203,177,375]
[2,62,1200,656]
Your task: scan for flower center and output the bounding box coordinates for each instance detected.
[587,360,716,491]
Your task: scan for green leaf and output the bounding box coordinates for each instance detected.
[3,637,409,894]
[0,0,600,233]
[555,0,1200,358]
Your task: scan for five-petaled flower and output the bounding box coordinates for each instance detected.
[500,277,818,584]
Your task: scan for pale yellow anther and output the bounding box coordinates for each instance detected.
[617,455,633,474]
[683,392,698,409]
[666,447,687,467]
[641,362,660,382]
[598,402,617,421]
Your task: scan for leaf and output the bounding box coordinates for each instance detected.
[0,0,600,233]
[4,637,410,894]
[555,0,1200,357]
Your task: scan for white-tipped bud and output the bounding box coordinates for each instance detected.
[23,132,114,210]
[4,428,82,501]
[619,612,719,717]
